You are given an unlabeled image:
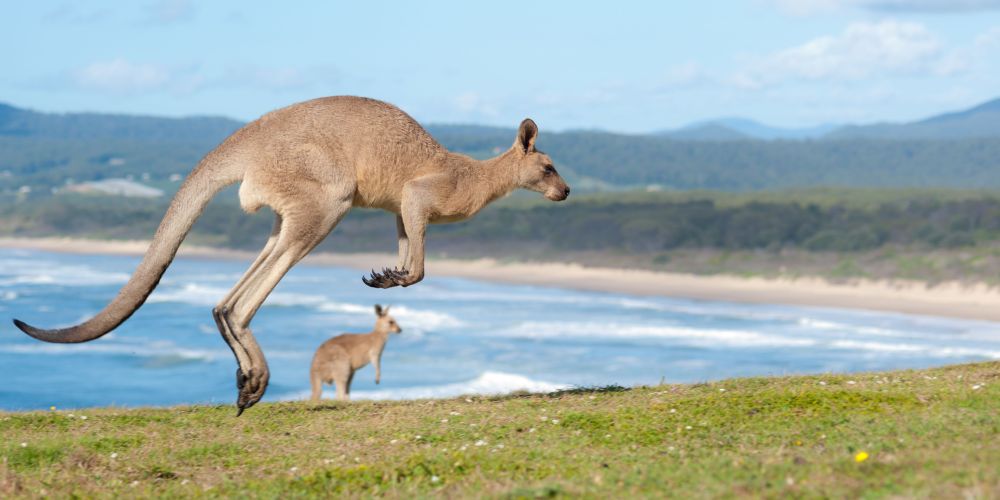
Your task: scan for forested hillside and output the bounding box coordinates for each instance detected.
[3,101,1000,194]
[4,190,1000,255]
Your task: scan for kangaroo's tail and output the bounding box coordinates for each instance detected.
[13,156,244,343]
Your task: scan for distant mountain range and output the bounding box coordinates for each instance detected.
[2,97,1000,193]
[658,97,1000,141]
[827,97,1000,140]
[661,118,839,141]
[3,95,999,144]
[0,102,242,143]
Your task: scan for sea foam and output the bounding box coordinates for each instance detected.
[281,371,570,401]
[498,321,817,347]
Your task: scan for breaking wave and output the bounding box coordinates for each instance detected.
[498,321,817,347]
[281,371,570,401]
[148,283,464,331]
[0,258,130,287]
[0,339,219,365]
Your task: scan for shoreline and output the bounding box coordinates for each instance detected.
[3,236,1000,322]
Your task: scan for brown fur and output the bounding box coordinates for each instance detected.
[310,304,402,401]
[12,96,570,414]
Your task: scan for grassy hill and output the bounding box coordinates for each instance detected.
[1,362,996,497]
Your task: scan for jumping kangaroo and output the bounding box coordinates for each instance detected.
[310,304,401,402]
[12,96,570,414]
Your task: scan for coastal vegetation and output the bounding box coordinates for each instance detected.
[4,188,1000,283]
[3,99,1000,194]
[3,101,1000,283]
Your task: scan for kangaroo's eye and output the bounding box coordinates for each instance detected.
[543,165,556,176]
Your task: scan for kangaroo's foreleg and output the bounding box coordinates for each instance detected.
[397,207,427,287]
[372,352,382,384]
[395,215,409,270]
[363,178,434,288]
[362,216,410,287]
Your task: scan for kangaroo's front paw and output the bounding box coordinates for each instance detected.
[362,267,409,288]
[235,367,269,416]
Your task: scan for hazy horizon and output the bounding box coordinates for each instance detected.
[2,92,996,137]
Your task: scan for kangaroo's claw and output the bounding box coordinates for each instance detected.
[362,267,409,288]
[235,367,268,416]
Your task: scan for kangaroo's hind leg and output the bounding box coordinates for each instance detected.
[309,366,324,403]
[334,378,347,401]
[345,370,355,399]
[215,190,353,414]
[334,367,356,401]
[212,214,282,392]
[219,213,283,307]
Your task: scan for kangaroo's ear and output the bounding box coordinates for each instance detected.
[374,304,383,317]
[514,118,538,153]
[383,305,391,315]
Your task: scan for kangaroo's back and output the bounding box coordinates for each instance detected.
[233,96,446,211]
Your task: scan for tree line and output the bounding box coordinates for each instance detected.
[4,192,1000,255]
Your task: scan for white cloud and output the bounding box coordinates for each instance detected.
[976,26,1000,48]
[43,4,113,23]
[661,62,708,87]
[223,66,307,90]
[769,0,852,15]
[453,91,499,117]
[220,65,341,92]
[145,0,195,24]
[871,0,1000,11]
[68,59,342,96]
[736,21,964,86]
[73,59,171,93]
[770,0,1000,15]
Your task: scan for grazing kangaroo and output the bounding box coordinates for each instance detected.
[12,96,570,414]
[310,304,402,402]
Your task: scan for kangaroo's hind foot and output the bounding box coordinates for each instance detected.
[214,305,270,416]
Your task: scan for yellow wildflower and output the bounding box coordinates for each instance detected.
[855,451,869,463]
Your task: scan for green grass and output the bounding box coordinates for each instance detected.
[2,362,998,498]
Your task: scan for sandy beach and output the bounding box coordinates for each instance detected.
[3,236,1000,322]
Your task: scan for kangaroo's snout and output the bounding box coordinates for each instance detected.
[546,184,570,201]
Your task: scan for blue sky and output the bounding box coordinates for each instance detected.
[3,1,1000,132]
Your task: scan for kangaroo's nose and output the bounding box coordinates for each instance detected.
[564,186,571,197]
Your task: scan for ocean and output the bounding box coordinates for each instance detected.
[1,248,998,411]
